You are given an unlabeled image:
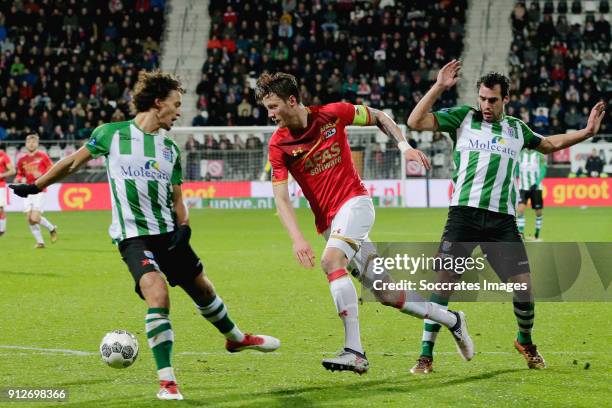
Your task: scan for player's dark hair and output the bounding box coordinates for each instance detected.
[255,72,301,103]
[476,72,510,98]
[131,70,185,113]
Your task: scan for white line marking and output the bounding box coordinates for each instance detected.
[0,345,95,356]
[0,345,601,357]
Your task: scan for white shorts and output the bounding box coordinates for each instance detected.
[23,192,45,213]
[323,195,375,261]
[0,187,6,207]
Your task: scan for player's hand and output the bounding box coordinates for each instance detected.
[436,59,461,90]
[404,148,431,170]
[585,101,606,136]
[293,238,315,268]
[168,224,191,251]
[9,183,41,197]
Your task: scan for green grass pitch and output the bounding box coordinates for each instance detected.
[1,207,611,407]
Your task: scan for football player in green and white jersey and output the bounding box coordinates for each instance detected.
[10,71,279,400]
[407,60,605,374]
[517,150,547,240]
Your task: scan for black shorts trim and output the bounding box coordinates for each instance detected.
[519,189,544,209]
[118,233,204,299]
[437,206,530,280]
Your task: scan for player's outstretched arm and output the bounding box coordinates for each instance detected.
[407,59,462,131]
[10,146,92,197]
[367,107,431,170]
[273,182,315,268]
[536,101,606,154]
[0,160,16,179]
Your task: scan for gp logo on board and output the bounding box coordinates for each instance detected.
[62,187,92,209]
[58,183,111,211]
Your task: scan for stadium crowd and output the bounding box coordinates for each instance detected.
[509,1,611,138]
[194,0,468,127]
[0,0,166,143]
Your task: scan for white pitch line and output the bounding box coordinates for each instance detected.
[0,345,601,357]
[0,345,95,356]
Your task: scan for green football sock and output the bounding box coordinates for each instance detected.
[420,293,449,357]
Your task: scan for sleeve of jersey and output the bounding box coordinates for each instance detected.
[269,144,288,185]
[16,159,24,179]
[432,105,472,132]
[520,121,544,149]
[85,125,113,158]
[171,145,183,185]
[42,154,53,173]
[326,102,360,126]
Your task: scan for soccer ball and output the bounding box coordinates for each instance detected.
[99,330,139,368]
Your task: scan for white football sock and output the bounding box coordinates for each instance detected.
[0,217,6,233]
[29,224,44,244]
[39,217,55,231]
[157,367,176,382]
[400,296,457,328]
[328,270,363,353]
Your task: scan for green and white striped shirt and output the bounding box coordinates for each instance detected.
[518,150,547,190]
[86,120,182,242]
[433,105,543,216]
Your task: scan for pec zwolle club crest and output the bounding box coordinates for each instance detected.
[163,147,173,162]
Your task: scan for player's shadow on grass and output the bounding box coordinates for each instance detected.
[182,369,522,407]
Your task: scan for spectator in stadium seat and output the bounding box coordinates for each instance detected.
[245,135,262,150]
[191,110,208,126]
[549,117,565,135]
[564,105,582,128]
[585,148,605,177]
[185,135,202,181]
[203,135,219,151]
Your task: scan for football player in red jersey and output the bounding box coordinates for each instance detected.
[15,134,58,247]
[0,144,16,236]
[257,73,474,374]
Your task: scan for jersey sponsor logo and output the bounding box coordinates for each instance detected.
[120,161,170,181]
[162,147,173,162]
[468,138,517,157]
[62,187,92,209]
[319,122,336,133]
[491,136,506,145]
[145,160,161,171]
[303,142,342,175]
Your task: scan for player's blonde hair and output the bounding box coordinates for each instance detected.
[255,72,301,103]
[25,134,39,141]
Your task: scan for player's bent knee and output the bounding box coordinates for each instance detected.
[139,272,169,305]
[321,249,348,274]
